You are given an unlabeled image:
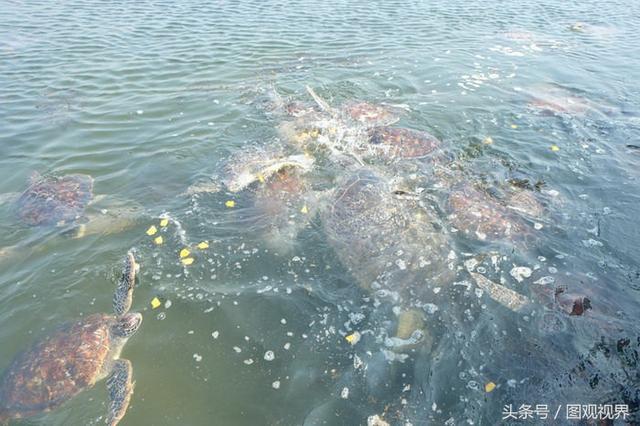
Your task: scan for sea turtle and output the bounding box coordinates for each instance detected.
[16,172,94,228]
[524,84,615,117]
[0,252,142,425]
[0,172,141,258]
[222,150,314,194]
[320,167,455,347]
[187,147,320,252]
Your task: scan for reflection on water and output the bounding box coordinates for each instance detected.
[1,0,640,424]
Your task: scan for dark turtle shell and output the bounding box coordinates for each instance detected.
[367,127,440,162]
[17,174,94,226]
[0,313,113,420]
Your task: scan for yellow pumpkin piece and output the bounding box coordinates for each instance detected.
[159,218,169,227]
[345,332,361,345]
[550,145,560,152]
[197,241,209,249]
[146,225,158,236]
[179,248,191,258]
[151,297,162,309]
[258,174,265,183]
[485,382,496,393]
[181,257,195,266]
[154,236,164,245]
[510,124,518,129]
[300,205,309,214]
[225,200,235,208]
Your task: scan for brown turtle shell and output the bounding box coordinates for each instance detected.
[254,169,308,218]
[342,102,399,127]
[447,185,526,241]
[0,313,113,420]
[367,127,440,162]
[17,174,94,226]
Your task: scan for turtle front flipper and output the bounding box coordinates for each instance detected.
[75,197,142,239]
[113,252,137,316]
[106,359,134,426]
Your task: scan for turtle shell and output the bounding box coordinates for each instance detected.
[322,169,452,301]
[254,168,309,218]
[447,184,527,242]
[17,174,94,226]
[342,102,399,127]
[0,313,113,420]
[367,127,440,162]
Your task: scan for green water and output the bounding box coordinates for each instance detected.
[1,0,640,425]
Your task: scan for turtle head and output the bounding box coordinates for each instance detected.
[113,312,142,338]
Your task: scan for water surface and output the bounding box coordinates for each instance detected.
[1,0,640,424]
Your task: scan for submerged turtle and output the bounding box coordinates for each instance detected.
[16,173,94,227]
[0,252,142,425]
[321,168,454,347]
[1,172,141,258]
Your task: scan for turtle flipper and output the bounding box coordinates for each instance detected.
[105,359,134,426]
[113,252,137,316]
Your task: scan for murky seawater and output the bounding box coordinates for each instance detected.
[1,0,640,424]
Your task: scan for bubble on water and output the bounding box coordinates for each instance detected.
[156,312,166,320]
[283,342,291,350]
[464,258,479,271]
[243,358,254,365]
[272,380,281,389]
[533,276,555,285]
[466,380,480,391]
[188,330,194,335]
[212,331,219,339]
[510,266,532,282]
[353,355,364,369]
[280,318,287,325]
[233,346,242,353]
[582,238,603,248]
[396,259,407,270]
[424,303,439,314]
[193,353,202,362]
[264,350,275,361]
[340,387,349,399]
